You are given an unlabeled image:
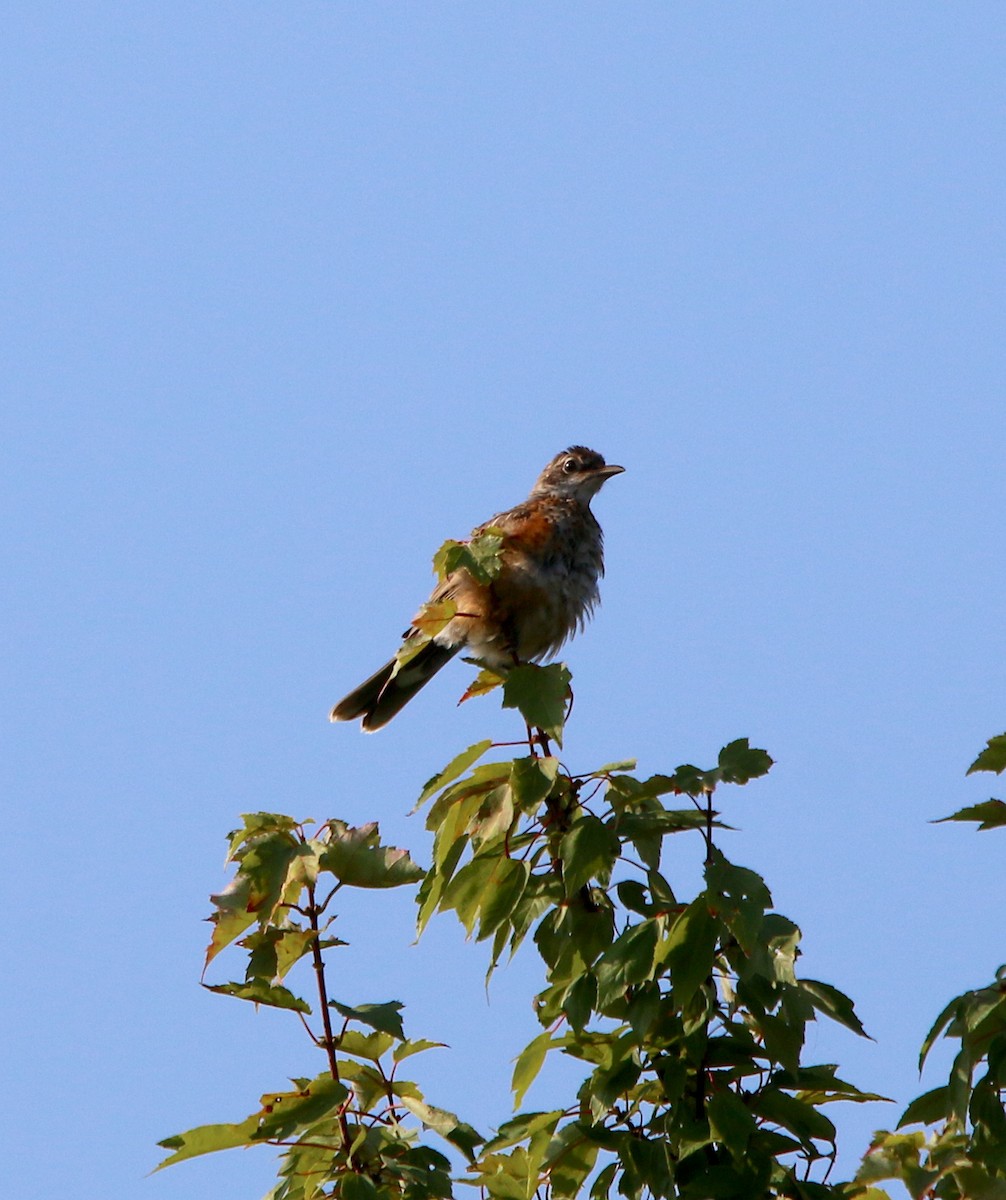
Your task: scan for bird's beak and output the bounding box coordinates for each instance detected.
[595,463,625,479]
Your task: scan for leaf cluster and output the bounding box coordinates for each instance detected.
[856,734,1006,1200]
[411,667,879,1200]
[158,814,476,1200]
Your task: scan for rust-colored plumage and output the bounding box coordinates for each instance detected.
[331,446,624,731]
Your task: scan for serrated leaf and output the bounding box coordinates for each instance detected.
[459,667,507,703]
[595,920,660,1009]
[934,799,1006,830]
[336,1029,396,1061]
[752,1089,835,1146]
[155,1116,261,1169]
[717,738,774,784]
[920,993,963,1070]
[510,755,559,811]
[898,1085,950,1127]
[393,1038,446,1064]
[968,734,1006,776]
[329,999,405,1039]
[483,1110,563,1154]
[242,926,319,983]
[708,1089,757,1156]
[255,1075,350,1141]
[545,1121,600,1196]
[660,897,718,1008]
[205,832,311,968]
[560,816,620,895]
[800,979,868,1038]
[477,857,530,941]
[417,740,494,808]
[433,530,504,585]
[502,664,571,746]
[397,1095,482,1159]
[318,821,424,889]
[340,1176,379,1200]
[409,599,458,640]
[512,1030,554,1107]
[204,980,311,1013]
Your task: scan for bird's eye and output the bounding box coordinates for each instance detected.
[562,458,579,474]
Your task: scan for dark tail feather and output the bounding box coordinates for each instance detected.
[330,641,459,731]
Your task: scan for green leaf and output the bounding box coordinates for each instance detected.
[800,979,868,1038]
[752,1089,835,1147]
[510,755,559,811]
[329,1000,406,1039]
[920,993,963,1070]
[717,739,774,784]
[255,1074,350,1141]
[243,926,320,983]
[898,1085,950,1127]
[433,530,504,585]
[705,854,771,954]
[477,857,530,941]
[336,1028,396,1062]
[934,799,1006,830]
[590,1161,618,1200]
[660,897,718,1008]
[483,1110,563,1154]
[397,1095,482,1160]
[318,821,424,889]
[968,734,1006,775]
[562,972,598,1033]
[155,1116,261,1169]
[339,1175,379,1200]
[206,831,309,967]
[560,816,620,895]
[594,920,660,1009]
[407,599,458,641]
[545,1121,601,1197]
[512,1030,554,1107]
[417,739,494,808]
[708,1089,757,1157]
[502,663,571,746]
[392,1038,446,1064]
[203,980,311,1014]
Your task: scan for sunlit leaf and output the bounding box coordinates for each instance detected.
[417,740,494,808]
[156,1116,262,1170]
[512,1030,554,1107]
[459,667,507,704]
[255,1075,350,1141]
[560,816,620,895]
[397,1095,482,1159]
[318,821,424,889]
[204,980,311,1014]
[433,530,504,585]
[510,755,559,811]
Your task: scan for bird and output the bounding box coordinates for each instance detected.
[331,446,624,731]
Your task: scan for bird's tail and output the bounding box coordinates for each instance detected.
[330,640,460,731]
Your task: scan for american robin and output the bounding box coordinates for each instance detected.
[331,446,624,731]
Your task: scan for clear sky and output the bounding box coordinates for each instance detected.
[3,5,1004,1198]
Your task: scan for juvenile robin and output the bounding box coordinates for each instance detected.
[331,446,624,731]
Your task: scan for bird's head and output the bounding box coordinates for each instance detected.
[531,446,625,501]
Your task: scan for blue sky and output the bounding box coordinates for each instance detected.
[4,5,1005,1198]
